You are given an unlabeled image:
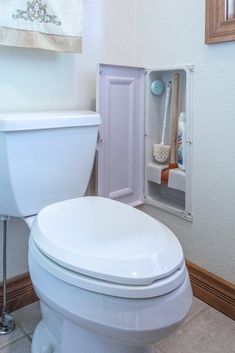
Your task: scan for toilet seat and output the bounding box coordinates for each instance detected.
[30,196,186,297]
[29,236,187,298]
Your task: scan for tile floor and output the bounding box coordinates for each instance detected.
[0,298,234,352]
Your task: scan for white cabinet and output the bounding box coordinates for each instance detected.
[96,64,194,220]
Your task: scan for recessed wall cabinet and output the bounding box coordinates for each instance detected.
[96,64,194,220]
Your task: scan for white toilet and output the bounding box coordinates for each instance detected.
[0,111,193,353]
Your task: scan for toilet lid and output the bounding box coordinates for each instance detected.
[31,197,184,286]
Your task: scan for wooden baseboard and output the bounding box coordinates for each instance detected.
[187,261,235,320]
[0,264,234,320]
[0,273,38,313]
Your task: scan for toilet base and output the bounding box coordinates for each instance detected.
[29,239,193,353]
[31,319,154,353]
[31,321,60,353]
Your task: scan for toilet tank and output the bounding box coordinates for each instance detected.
[0,111,101,217]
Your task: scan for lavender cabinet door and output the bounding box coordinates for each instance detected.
[97,64,145,206]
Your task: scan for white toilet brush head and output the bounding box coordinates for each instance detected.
[153,143,171,163]
[153,81,172,164]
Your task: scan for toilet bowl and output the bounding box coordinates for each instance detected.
[28,196,193,353]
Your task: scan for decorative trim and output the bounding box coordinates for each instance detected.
[186,261,235,320]
[12,0,61,26]
[0,26,82,53]
[0,273,38,313]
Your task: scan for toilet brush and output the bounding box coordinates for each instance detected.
[161,73,180,183]
[153,81,172,163]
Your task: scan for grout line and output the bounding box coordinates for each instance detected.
[26,332,33,342]
[15,321,34,341]
[0,330,26,350]
[16,325,29,338]
[181,306,210,330]
[155,344,168,353]
[0,335,30,351]
[15,323,33,342]
[155,306,212,353]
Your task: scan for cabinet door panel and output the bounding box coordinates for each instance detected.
[97,64,145,206]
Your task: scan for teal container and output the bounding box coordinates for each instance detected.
[150,80,165,96]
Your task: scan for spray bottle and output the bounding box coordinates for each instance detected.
[177,112,186,171]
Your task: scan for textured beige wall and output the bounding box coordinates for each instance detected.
[136,0,235,283]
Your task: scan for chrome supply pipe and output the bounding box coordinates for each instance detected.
[0,217,15,335]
